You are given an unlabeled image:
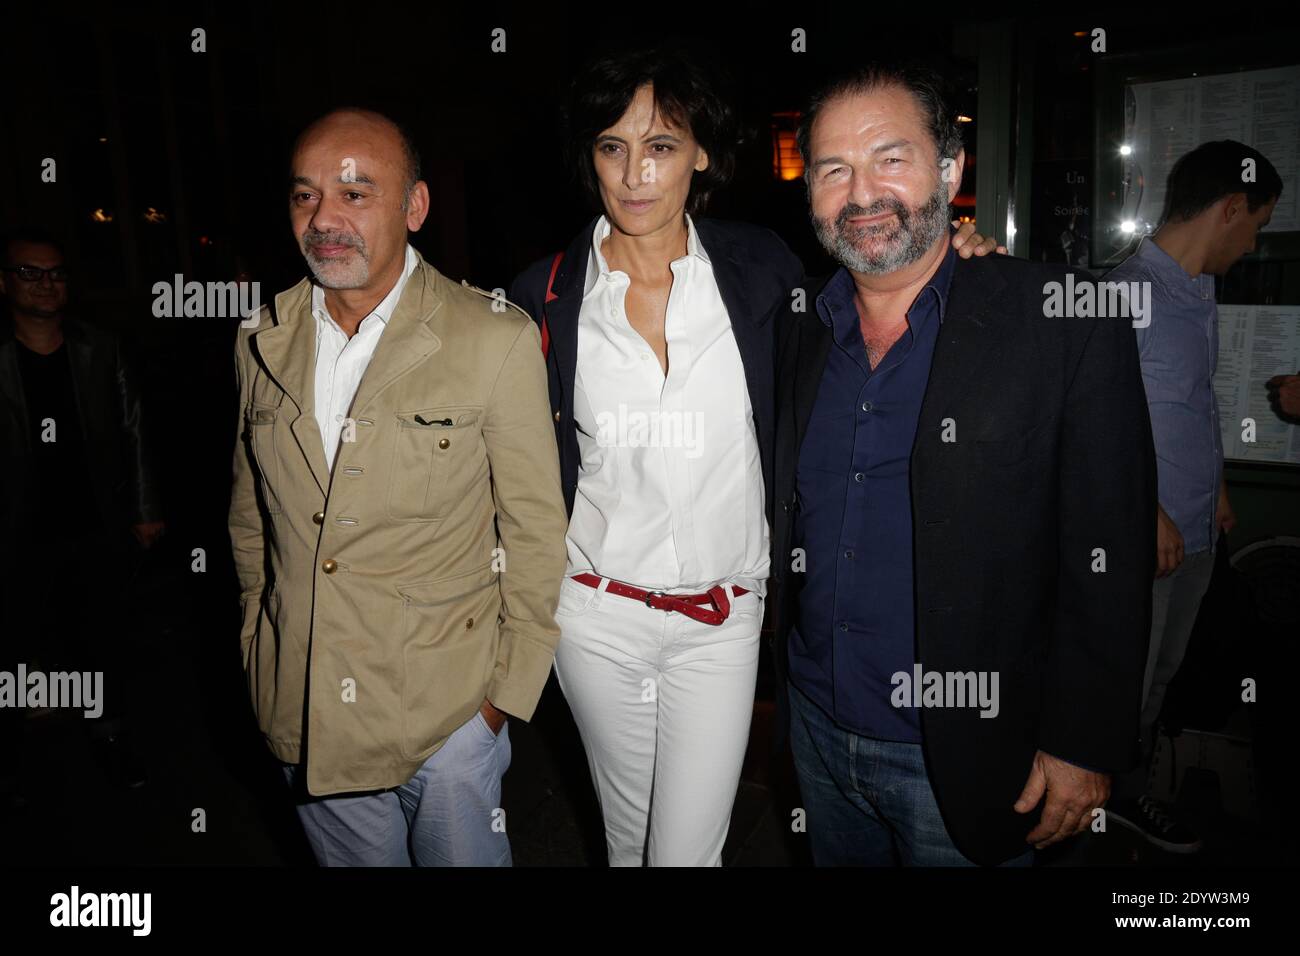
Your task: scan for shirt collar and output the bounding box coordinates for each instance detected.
[815,232,957,329]
[1134,234,1208,283]
[312,243,418,328]
[585,213,710,297]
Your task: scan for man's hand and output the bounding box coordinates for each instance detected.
[131,521,166,549]
[1014,750,1110,849]
[1215,481,1236,536]
[1156,504,1183,578]
[1267,373,1300,419]
[951,220,1007,257]
[479,698,507,736]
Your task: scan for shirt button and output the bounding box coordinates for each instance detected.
[854,472,865,482]
[839,622,849,632]
[641,353,651,361]
[321,559,338,574]
[861,401,873,412]
[844,549,854,559]
[312,511,324,525]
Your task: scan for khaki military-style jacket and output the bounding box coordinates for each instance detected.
[228,250,567,796]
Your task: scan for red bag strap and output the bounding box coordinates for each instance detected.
[540,251,564,358]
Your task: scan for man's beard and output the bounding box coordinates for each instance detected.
[300,229,370,289]
[812,180,950,275]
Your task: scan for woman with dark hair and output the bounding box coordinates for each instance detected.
[509,46,995,866]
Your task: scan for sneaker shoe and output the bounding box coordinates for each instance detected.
[1108,795,1202,853]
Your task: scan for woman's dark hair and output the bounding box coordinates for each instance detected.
[1162,140,1283,223]
[563,44,739,216]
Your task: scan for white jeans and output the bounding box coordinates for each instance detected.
[553,575,763,866]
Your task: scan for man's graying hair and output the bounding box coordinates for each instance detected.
[396,121,421,210]
[796,64,964,186]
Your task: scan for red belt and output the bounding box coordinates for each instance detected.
[571,573,749,626]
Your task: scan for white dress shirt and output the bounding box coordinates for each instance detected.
[566,215,769,596]
[312,244,418,471]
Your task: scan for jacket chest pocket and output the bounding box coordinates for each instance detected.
[388,406,484,520]
[245,404,283,515]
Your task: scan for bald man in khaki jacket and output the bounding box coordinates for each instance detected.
[229,108,566,865]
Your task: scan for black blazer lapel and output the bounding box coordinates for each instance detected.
[915,255,1012,440]
[697,221,770,476]
[544,218,598,404]
[790,284,833,458]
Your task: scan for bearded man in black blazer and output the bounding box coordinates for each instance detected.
[771,64,1155,866]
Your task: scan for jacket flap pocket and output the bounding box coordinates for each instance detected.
[395,406,482,429]
[397,562,499,607]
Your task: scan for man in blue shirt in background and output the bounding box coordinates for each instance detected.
[1105,140,1282,853]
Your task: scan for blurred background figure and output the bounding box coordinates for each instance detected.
[1266,373,1300,420]
[0,227,165,810]
[1104,141,1282,853]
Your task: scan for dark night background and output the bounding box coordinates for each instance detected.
[1,5,1296,867]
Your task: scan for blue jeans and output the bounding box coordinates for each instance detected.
[788,679,1033,867]
[282,709,512,866]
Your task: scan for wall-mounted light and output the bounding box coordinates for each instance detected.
[957,115,973,124]
[1120,220,1136,234]
[142,207,167,224]
[90,208,113,223]
[1119,144,1132,156]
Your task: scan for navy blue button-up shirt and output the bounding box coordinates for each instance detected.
[787,242,955,742]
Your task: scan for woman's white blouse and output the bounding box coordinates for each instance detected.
[565,215,769,596]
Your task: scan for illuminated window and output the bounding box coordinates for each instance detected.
[771,111,804,181]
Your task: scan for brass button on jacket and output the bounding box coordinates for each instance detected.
[312,511,325,525]
[321,558,338,574]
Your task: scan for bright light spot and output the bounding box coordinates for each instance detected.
[1119,144,1132,156]
[1120,220,1136,234]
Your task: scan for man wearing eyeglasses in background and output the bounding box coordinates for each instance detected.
[0,229,164,811]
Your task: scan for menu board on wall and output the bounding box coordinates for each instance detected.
[1122,65,1300,236]
[1217,305,1300,464]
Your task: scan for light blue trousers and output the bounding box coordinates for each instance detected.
[282,710,512,866]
